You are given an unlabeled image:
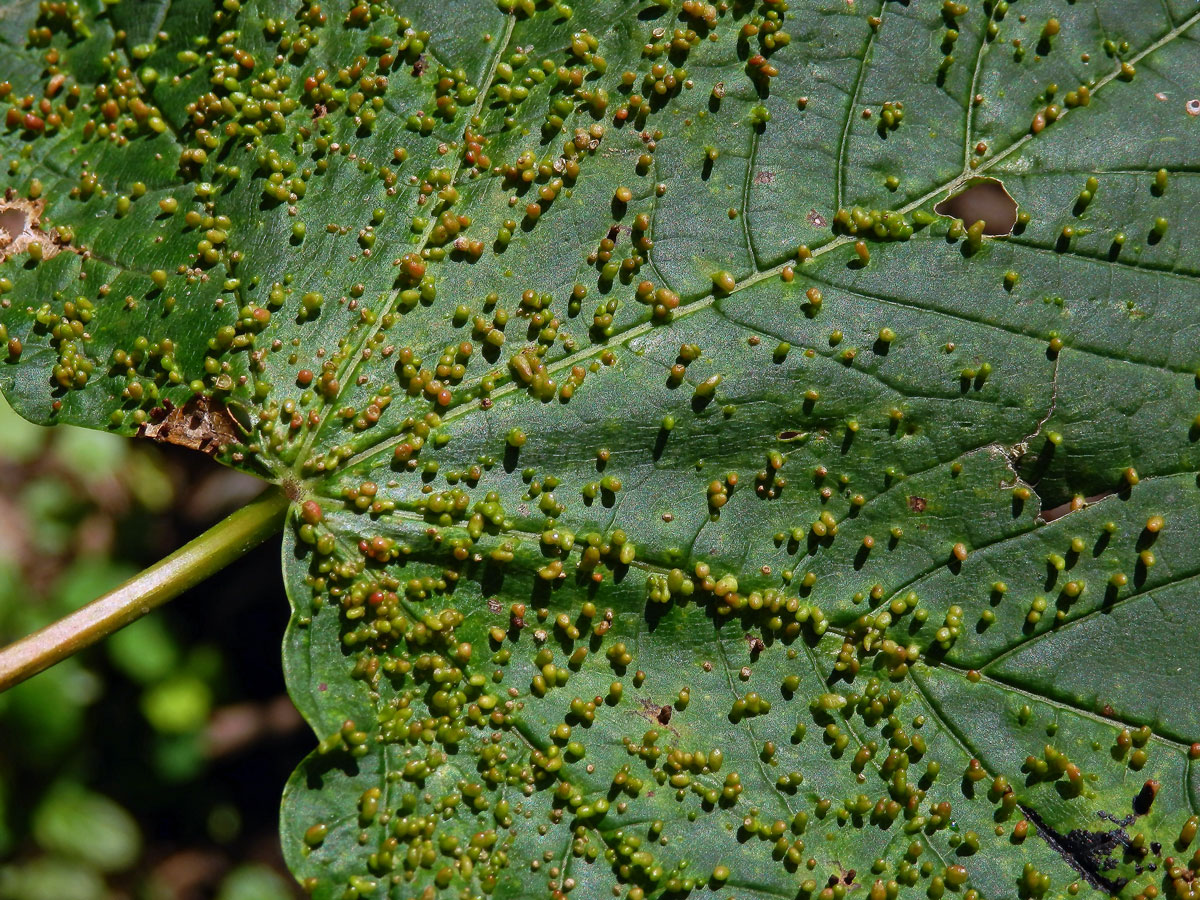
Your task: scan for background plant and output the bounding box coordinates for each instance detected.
[0,395,304,899]
[2,1,1200,899]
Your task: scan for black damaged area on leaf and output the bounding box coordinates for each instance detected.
[1019,785,1171,898]
[1024,805,1129,895]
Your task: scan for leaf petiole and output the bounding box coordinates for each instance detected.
[0,487,290,693]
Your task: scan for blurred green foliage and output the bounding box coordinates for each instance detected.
[0,396,300,900]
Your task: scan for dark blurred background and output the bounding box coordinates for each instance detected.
[0,395,307,900]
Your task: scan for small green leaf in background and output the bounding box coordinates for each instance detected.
[0,856,106,900]
[107,615,179,685]
[4,1,1200,898]
[31,783,141,874]
[0,395,47,463]
[141,674,213,735]
[216,863,297,900]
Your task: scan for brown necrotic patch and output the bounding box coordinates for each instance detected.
[933,178,1018,236]
[137,396,241,456]
[0,194,61,262]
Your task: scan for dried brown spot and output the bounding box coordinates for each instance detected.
[137,396,241,456]
[907,496,927,512]
[745,634,765,654]
[806,209,827,228]
[635,698,679,734]
[487,597,502,614]
[281,477,303,501]
[753,170,776,185]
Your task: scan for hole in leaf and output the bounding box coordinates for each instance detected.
[0,196,60,262]
[0,206,30,243]
[1036,490,1115,524]
[933,178,1018,236]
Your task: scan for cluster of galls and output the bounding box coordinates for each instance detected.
[874,100,904,136]
[1030,79,1096,135]
[590,210,658,289]
[9,22,169,141]
[388,410,443,467]
[396,336,472,409]
[754,449,787,500]
[22,293,99,390]
[831,207,920,244]
[498,125,606,230]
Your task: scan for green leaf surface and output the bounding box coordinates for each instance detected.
[4,1,1200,898]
